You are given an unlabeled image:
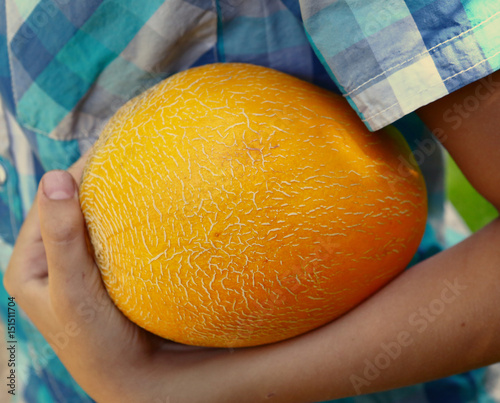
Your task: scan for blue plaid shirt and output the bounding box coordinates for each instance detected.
[0,1,499,402]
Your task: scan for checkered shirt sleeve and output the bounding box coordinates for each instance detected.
[300,0,500,130]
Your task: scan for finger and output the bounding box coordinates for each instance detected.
[31,148,92,255]
[7,149,95,288]
[11,148,93,248]
[37,170,103,318]
[5,150,98,338]
[36,170,145,356]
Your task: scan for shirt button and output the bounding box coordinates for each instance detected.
[0,162,7,186]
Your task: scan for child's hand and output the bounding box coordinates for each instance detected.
[3,152,223,402]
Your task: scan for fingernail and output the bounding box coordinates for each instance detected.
[42,171,76,200]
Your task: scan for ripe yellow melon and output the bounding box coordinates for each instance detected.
[79,63,427,348]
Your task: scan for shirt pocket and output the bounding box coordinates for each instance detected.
[9,0,217,141]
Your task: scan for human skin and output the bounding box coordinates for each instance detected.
[3,69,500,403]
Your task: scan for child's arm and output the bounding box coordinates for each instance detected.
[4,71,500,403]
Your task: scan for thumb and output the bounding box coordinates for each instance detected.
[38,170,100,310]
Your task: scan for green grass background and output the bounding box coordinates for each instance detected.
[446,153,498,232]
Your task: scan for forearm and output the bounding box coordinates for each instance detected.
[143,217,500,403]
[270,217,500,401]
